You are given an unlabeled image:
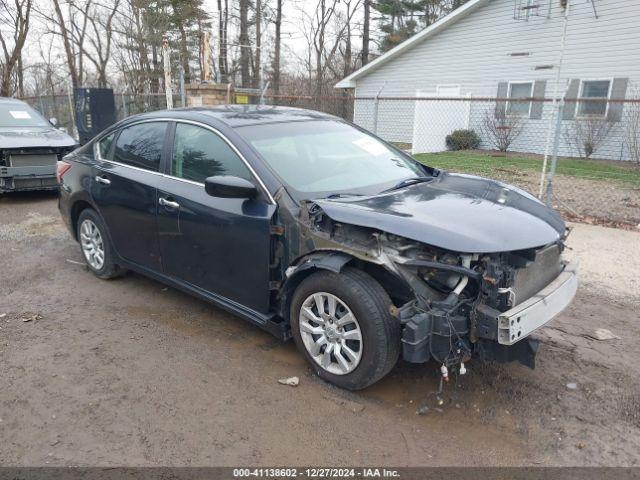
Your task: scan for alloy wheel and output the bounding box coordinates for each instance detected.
[80,219,105,270]
[298,292,363,375]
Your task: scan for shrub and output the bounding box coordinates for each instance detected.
[564,117,613,159]
[445,129,480,151]
[481,110,525,152]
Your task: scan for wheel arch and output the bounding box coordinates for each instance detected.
[70,199,96,240]
[277,250,412,321]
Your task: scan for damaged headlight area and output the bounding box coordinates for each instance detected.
[389,249,482,369]
[385,238,569,371]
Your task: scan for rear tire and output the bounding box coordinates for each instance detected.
[290,267,400,390]
[76,208,124,279]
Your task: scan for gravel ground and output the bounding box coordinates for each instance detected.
[0,191,639,466]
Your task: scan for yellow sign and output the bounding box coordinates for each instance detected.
[236,94,249,104]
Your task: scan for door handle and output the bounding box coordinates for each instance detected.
[159,197,180,209]
[95,175,111,185]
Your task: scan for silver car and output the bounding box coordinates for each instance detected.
[0,97,77,193]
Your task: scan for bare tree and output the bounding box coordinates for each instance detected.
[309,0,359,105]
[0,0,32,97]
[80,0,120,88]
[54,0,80,88]
[39,0,92,88]
[481,110,525,152]
[564,117,614,159]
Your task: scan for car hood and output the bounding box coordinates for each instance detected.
[313,172,566,253]
[0,127,76,149]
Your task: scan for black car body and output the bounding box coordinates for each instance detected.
[58,105,578,390]
[0,97,77,193]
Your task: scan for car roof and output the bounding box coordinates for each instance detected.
[132,104,340,128]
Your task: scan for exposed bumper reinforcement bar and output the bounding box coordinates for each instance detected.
[497,261,578,345]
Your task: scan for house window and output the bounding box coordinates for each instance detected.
[578,80,611,117]
[507,82,533,116]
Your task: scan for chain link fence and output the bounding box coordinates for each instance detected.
[19,93,185,135]
[352,95,640,227]
[18,91,640,227]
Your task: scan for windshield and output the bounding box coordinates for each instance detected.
[0,102,51,128]
[238,120,427,198]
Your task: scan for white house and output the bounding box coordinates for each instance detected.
[336,0,638,160]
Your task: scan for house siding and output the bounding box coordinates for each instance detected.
[351,0,640,160]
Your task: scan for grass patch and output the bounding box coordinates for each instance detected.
[413,151,640,187]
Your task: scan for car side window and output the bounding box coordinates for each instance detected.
[97,132,115,160]
[171,123,252,183]
[113,122,167,171]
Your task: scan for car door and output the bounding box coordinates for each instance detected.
[157,121,276,314]
[92,121,168,272]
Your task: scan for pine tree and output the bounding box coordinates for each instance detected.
[373,0,470,52]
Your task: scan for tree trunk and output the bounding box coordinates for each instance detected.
[362,0,370,66]
[151,44,160,102]
[217,0,228,82]
[342,14,352,119]
[254,0,261,89]
[239,0,250,87]
[272,0,282,95]
[52,0,80,88]
[98,68,107,88]
[17,53,24,97]
[314,0,326,108]
[223,0,229,79]
[178,24,190,84]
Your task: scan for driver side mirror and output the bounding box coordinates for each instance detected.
[205,175,257,199]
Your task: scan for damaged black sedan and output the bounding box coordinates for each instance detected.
[58,106,578,390]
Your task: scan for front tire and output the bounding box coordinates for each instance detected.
[290,268,401,390]
[77,208,124,279]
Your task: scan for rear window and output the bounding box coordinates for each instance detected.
[113,122,167,171]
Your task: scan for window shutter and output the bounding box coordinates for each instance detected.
[529,80,547,119]
[562,79,581,120]
[607,77,629,122]
[495,82,508,118]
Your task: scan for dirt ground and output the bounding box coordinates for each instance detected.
[0,191,639,467]
[481,167,640,227]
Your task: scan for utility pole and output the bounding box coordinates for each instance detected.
[539,0,571,200]
[163,37,173,110]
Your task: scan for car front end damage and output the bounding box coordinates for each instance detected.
[283,195,578,372]
[392,240,578,369]
[0,146,76,193]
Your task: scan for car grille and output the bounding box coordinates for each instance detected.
[8,153,58,167]
[11,177,59,189]
[511,243,563,305]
